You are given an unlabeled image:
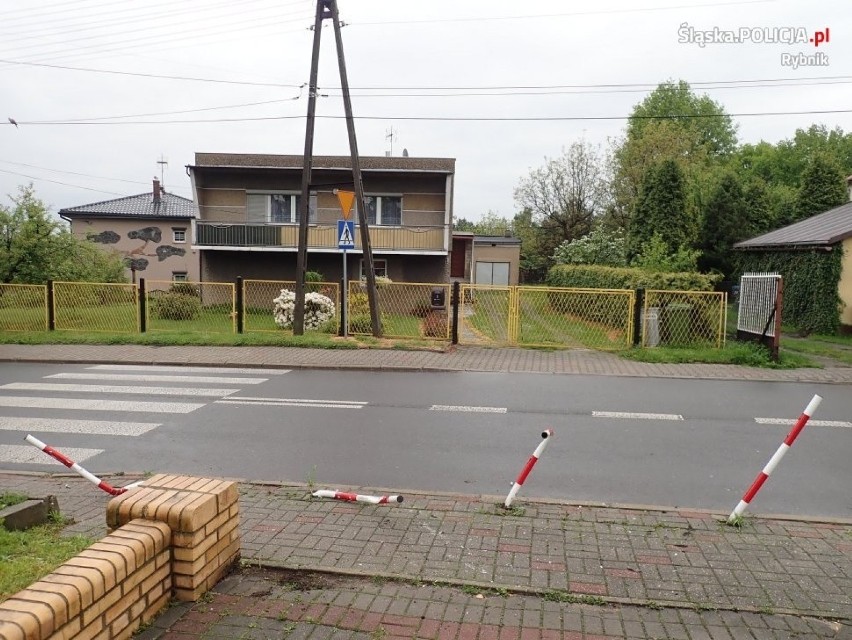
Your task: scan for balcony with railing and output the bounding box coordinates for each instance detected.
[194,222,448,252]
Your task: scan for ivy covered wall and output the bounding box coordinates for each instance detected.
[735,244,845,334]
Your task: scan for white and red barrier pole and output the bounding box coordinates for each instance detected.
[504,429,553,508]
[25,434,140,497]
[727,394,822,524]
[312,489,403,505]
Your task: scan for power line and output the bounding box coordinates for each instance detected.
[0,168,128,197]
[5,57,849,94]
[7,108,852,126]
[2,9,313,63]
[21,94,304,124]
[0,58,304,88]
[0,160,190,192]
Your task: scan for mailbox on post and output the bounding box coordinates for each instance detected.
[430,288,446,309]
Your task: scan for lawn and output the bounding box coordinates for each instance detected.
[0,495,93,602]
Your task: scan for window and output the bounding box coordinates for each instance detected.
[246,193,316,223]
[360,259,387,279]
[172,228,186,243]
[364,196,402,226]
[172,272,188,282]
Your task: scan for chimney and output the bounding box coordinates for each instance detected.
[153,177,161,203]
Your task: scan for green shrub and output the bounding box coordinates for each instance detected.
[546,264,719,291]
[169,282,200,297]
[305,271,324,283]
[153,292,201,320]
[349,313,373,333]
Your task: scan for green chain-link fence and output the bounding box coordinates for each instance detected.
[0,284,48,331]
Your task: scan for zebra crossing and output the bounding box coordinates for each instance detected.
[0,364,290,468]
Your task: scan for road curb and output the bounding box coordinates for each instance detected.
[6,471,851,526]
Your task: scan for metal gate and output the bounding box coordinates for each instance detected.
[459,285,634,350]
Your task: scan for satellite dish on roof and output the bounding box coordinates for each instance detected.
[402,148,409,157]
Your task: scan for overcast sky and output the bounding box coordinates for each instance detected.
[1,0,850,221]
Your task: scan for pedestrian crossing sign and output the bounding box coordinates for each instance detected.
[337,220,355,250]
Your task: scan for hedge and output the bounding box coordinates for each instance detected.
[546,265,719,292]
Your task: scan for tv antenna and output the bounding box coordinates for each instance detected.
[156,155,168,187]
[385,127,397,157]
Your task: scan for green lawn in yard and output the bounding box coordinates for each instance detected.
[780,334,852,365]
[0,306,48,332]
[0,519,92,602]
[54,303,138,333]
[146,306,235,334]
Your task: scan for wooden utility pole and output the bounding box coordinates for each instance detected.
[293,0,327,335]
[293,0,381,337]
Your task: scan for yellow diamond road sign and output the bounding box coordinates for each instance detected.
[335,190,355,220]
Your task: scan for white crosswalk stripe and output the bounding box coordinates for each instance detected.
[0,444,103,465]
[0,365,293,467]
[216,397,366,409]
[755,417,852,428]
[592,411,684,421]
[430,405,508,413]
[47,372,268,384]
[0,396,204,413]
[0,417,159,436]
[1,382,239,397]
[88,364,290,375]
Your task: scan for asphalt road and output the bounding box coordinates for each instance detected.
[1,362,850,518]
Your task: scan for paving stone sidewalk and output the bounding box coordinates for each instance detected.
[3,473,850,639]
[2,343,852,384]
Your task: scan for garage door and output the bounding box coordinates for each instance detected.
[475,261,510,286]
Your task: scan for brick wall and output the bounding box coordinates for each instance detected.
[0,519,171,640]
[0,475,240,640]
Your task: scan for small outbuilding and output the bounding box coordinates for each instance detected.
[734,200,852,333]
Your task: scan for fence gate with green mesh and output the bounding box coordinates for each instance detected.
[459,285,635,350]
[0,284,48,331]
[144,280,235,334]
[348,281,450,340]
[243,279,340,334]
[53,281,139,333]
[642,290,727,348]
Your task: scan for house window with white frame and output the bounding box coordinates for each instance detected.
[172,271,188,282]
[364,196,402,226]
[172,228,186,243]
[246,193,316,224]
[360,259,388,279]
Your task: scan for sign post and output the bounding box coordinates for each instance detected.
[335,190,356,337]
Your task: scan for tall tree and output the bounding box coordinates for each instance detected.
[627,159,693,260]
[514,141,608,248]
[610,80,737,231]
[795,152,847,221]
[627,79,738,157]
[698,171,749,276]
[0,184,126,284]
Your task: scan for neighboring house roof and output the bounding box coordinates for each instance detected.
[474,235,522,246]
[59,192,197,219]
[734,201,852,249]
[191,153,455,174]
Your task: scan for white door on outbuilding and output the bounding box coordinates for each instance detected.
[475,261,510,286]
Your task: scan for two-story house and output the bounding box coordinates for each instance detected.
[187,153,455,284]
[60,179,199,283]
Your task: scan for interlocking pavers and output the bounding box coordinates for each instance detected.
[3,471,851,639]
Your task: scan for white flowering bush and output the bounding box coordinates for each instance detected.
[272,289,336,331]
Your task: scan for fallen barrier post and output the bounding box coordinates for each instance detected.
[25,434,142,497]
[312,489,403,504]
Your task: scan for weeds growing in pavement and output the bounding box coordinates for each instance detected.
[541,590,606,606]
